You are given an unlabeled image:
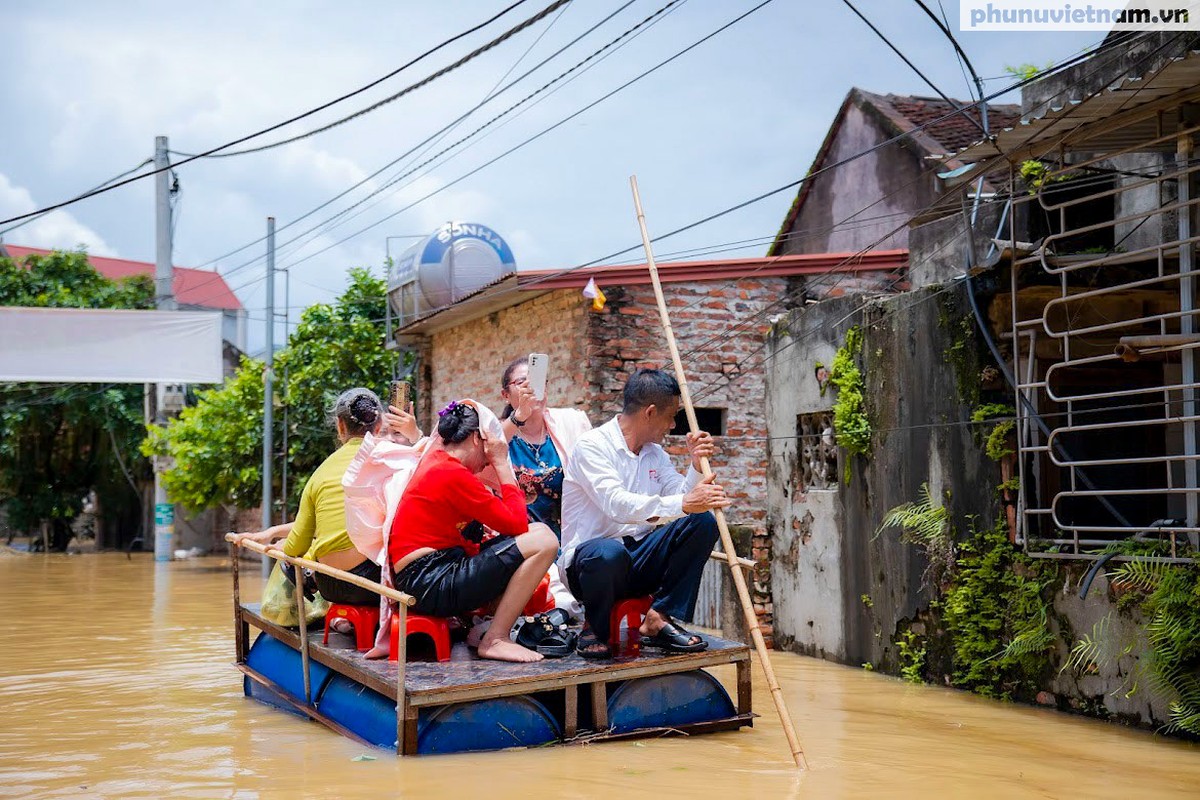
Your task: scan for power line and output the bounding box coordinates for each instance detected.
[841,0,986,137]
[200,0,571,159]
[267,0,686,272]
[0,0,539,228]
[235,27,1135,323]
[203,0,678,290]
[0,158,153,238]
[272,0,783,272]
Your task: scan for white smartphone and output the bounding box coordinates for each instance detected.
[527,352,549,401]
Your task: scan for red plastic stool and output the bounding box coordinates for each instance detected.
[323,604,380,652]
[389,613,451,663]
[522,573,554,616]
[609,595,653,650]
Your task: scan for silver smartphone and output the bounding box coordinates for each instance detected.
[527,352,549,401]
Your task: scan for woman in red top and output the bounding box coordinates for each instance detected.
[390,401,557,663]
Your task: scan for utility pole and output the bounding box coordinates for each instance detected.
[262,217,275,576]
[152,135,175,563]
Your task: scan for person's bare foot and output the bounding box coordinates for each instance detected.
[477,636,543,663]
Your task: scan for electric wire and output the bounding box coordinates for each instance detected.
[201,0,571,159]
[0,158,153,238]
[0,0,541,227]
[184,0,658,290]
[219,0,690,288]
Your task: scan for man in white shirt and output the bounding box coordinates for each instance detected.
[560,369,731,659]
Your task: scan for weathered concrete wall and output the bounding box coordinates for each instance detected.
[767,285,1002,666]
[908,200,1006,288]
[778,101,936,260]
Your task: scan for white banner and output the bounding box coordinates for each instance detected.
[961,1,1200,30]
[0,307,224,383]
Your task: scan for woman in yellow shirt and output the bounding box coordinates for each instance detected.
[242,387,420,604]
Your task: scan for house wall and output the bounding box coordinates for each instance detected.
[776,100,937,277]
[767,287,1002,664]
[425,289,591,420]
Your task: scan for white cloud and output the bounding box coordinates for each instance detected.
[0,173,116,256]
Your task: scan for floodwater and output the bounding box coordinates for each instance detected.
[0,553,1197,799]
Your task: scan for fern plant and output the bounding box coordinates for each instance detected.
[1064,560,1200,735]
[877,483,955,589]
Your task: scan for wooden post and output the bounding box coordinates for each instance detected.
[564,685,578,739]
[396,604,412,754]
[231,539,247,663]
[590,681,608,732]
[295,571,312,706]
[736,658,753,717]
[630,175,808,769]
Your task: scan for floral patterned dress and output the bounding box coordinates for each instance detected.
[508,434,564,539]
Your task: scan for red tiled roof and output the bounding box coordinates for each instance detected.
[869,92,1021,155]
[0,245,242,310]
[518,251,908,289]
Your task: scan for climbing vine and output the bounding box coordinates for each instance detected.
[829,326,870,482]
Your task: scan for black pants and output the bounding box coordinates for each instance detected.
[313,558,382,606]
[566,512,719,641]
[393,536,526,618]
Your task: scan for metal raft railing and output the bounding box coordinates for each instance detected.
[1007,114,1200,563]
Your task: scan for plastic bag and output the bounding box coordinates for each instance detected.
[259,561,330,627]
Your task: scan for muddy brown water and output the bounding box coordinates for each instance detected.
[1,553,1198,799]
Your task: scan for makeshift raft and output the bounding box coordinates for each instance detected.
[229,542,754,755]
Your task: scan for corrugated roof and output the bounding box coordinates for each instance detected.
[0,245,243,310]
[950,46,1200,168]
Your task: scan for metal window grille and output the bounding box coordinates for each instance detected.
[1007,112,1200,563]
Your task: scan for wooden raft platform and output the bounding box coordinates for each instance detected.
[236,602,754,752]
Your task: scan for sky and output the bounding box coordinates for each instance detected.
[0,0,1101,353]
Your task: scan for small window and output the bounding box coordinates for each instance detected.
[671,407,726,436]
[797,412,837,490]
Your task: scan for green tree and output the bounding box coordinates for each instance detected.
[147,267,398,514]
[0,250,153,549]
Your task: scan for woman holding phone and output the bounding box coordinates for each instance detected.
[499,356,592,539]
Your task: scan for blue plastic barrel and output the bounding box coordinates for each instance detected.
[606,670,736,734]
[243,632,333,714]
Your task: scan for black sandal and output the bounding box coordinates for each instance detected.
[514,613,577,659]
[641,621,708,653]
[575,629,613,660]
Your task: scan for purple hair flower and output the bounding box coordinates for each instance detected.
[437,400,459,418]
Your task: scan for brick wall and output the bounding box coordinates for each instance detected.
[418,277,786,643]
[584,280,785,641]
[426,290,591,423]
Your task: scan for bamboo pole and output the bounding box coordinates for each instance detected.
[629,175,808,770]
[225,533,416,607]
[295,573,312,705]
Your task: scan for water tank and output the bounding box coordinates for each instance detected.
[390,222,516,321]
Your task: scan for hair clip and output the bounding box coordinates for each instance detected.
[437,400,459,418]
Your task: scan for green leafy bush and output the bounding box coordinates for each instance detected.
[829,326,870,481]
